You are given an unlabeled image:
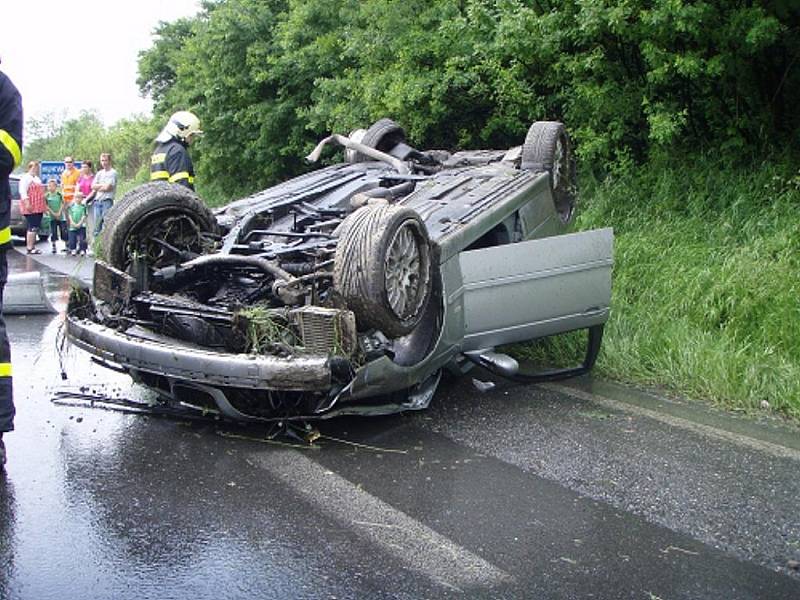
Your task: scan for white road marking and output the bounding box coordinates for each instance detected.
[544,382,800,462]
[254,450,513,591]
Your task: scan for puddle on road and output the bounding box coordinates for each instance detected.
[0,303,367,600]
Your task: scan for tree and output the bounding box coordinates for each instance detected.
[134,0,800,199]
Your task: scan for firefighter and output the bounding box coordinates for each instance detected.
[150,111,202,190]
[0,63,22,468]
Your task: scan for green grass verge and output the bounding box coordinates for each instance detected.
[574,154,800,419]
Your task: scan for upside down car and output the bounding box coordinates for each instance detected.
[66,119,613,421]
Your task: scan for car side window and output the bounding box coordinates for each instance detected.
[9,178,19,198]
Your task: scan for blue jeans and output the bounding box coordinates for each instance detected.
[93,198,113,236]
[68,227,87,253]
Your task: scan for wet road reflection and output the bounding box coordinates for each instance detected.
[0,476,16,596]
[1,250,798,599]
[0,258,454,599]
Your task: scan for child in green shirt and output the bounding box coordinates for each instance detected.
[67,190,88,256]
[45,178,67,253]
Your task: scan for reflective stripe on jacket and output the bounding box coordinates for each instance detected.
[150,139,195,190]
[0,70,23,250]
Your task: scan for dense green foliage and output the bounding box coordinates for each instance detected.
[509,155,800,419]
[137,0,798,199]
[19,1,800,418]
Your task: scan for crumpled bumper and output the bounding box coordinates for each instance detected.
[66,316,333,391]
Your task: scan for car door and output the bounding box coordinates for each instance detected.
[455,228,613,351]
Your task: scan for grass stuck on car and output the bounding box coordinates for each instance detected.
[66,119,613,422]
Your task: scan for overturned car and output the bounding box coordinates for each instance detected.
[66,119,613,421]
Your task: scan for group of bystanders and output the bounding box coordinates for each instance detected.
[19,154,117,255]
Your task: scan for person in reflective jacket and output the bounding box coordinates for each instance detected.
[0,64,22,468]
[150,111,202,190]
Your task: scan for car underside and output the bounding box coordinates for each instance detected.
[66,119,613,422]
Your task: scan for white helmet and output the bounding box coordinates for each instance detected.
[156,111,203,143]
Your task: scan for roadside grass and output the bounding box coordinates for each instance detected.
[572,154,800,420]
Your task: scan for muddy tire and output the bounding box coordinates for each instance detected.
[334,204,432,337]
[347,118,407,163]
[521,121,577,223]
[101,182,218,272]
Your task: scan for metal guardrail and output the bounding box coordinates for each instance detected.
[4,272,56,314]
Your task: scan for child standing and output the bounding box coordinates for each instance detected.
[44,178,67,253]
[67,190,88,255]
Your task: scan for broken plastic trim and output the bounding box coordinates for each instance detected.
[463,325,605,384]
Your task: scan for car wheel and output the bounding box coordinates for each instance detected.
[520,121,577,223]
[101,182,218,273]
[334,204,432,338]
[347,118,407,163]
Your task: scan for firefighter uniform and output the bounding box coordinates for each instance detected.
[150,139,196,190]
[0,69,22,443]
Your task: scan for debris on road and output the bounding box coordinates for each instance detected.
[472,378,495,393]
[51,390,220,422]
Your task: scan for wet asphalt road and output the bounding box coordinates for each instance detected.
[1,245,799,599]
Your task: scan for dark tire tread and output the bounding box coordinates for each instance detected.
[101,182,217,271]
[352,118,407,163]
[520,121,576,223]
[334,205,431,337]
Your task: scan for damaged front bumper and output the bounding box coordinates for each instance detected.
[66,258,440,421]
[66,317,334,391]
[66,313,351,421]
[66,314,446,421]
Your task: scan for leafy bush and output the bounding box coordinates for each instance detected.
[137,0,799,194]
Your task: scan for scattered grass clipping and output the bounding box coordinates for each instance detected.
[235,306,295,354]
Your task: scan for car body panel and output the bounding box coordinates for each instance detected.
[458,228,613,351]
[407,168,547,259]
